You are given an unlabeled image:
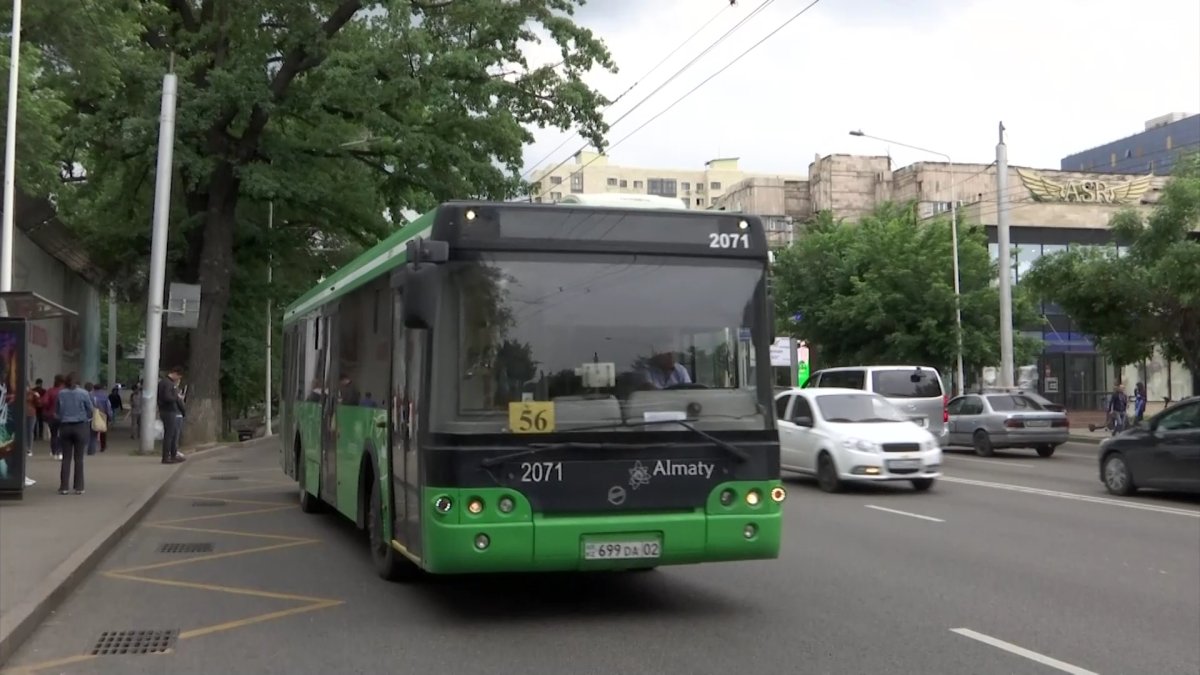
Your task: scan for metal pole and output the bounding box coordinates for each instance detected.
[996,122,1015,388]
[264,201,273,437]
[1,0,23,295]
[139,69,178,455]
[107,288,117,386]
[788,336,799,388]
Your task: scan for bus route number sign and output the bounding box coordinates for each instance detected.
[508,401,556,434]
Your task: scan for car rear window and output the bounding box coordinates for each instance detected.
[871,369,943,398]
[986,395,1045,411]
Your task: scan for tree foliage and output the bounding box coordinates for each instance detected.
[11,0,615,443]
[1023,152,1200,376]
[772,204,1040,384]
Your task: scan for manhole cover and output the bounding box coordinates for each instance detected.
[191,500,227,507]
[158,543,214,554]
[209,475,240,480]
[91,629,178,656]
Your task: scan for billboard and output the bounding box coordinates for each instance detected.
[0,319,28,493]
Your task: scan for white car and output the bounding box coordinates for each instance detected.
[775,387,943,492]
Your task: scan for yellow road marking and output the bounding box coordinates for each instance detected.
[6,460,344,674]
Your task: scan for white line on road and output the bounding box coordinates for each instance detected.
[951,628,1100,675]
[940,476,1200,518]
[946,455,1036,469]
[864,504,945,522]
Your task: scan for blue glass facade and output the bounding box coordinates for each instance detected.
[1060,114,1200,176]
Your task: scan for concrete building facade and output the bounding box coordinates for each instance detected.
[527,151,804,210]
[1060,112,1200,176]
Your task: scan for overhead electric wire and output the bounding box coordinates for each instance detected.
[520,2,734,179]
[527,0,781,194]
[534,0,824,201]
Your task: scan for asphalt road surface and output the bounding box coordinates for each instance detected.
[4,441,1198,675]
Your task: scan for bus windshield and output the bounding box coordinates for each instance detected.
[434,253,770,433]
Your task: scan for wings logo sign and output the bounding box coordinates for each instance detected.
[1016,168,1154,206]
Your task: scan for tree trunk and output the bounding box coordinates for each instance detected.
[183,163,239,446]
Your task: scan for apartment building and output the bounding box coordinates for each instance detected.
[1060,112,1200,176]
[527,151,803,210]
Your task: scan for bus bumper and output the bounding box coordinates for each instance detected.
[417,481,785,574]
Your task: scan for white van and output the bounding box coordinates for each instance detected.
[806,366,949,446]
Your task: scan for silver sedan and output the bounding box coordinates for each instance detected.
[946,393,1071,457]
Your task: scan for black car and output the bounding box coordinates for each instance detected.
[1099,396,1200,495]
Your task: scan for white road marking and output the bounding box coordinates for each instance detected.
[951,628,1100,675]
[946,455,1036,469]
[940,476,1200,518]
[864,504,945,523]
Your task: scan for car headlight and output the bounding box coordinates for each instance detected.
[921,439,936,451]
[841,437,881,453]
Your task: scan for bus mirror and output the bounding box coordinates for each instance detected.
[405,237,449,266]
[401,264,439,329]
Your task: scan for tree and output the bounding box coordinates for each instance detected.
[1023,152,1200,376]
[14,1,615,443]
[772,204,1040,381]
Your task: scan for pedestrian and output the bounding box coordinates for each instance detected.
[1107,383,1129,436]
[32,377,46,440]
[128,383,142,439]
[42,375,64,460]
[55,373,94,495]
[1134,382,1147,424]
[157,366,187,464]
[24,384,39,457]
[89,383,112,454]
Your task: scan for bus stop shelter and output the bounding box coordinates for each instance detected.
[0,291,77,500]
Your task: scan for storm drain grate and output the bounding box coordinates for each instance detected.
[209,474,240,480]
[158,542,214,554]
[217,458,243,463]
[191,499,227,507]
[91,629,178,656]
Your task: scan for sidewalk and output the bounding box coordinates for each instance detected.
[0,427,273,666]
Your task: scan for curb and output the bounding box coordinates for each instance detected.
[0,436,273,667]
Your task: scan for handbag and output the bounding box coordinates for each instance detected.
[92,408,108,433]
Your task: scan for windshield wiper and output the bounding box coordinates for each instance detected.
[478,418,750,468]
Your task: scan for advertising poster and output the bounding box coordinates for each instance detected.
[0,319,28,494]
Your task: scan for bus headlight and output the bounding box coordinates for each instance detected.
[498,496,515,513]
[467,498,484,515]
[434,496,453,514]
[474,533,490,550]
[745,489,761,506]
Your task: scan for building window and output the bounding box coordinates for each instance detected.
[710,197,717,206]
[1166,135,1173,150]
[647,178,678,197]
[682,181,691,191]
[1110,152,1116,167]
[550,176,563,185]
[710,181,721,190]
[606,177,618,187]
[570,172,584,193]
[633,180,643,189]
[619,179,628,188]
[1149,160,1155,174]
[696,183,705,193]
[696,198,703,206]
[1124,149,1132,159]
[550,191,562,201]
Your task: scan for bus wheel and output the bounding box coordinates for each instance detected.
[297,450,322,514]
[368,484,417,582]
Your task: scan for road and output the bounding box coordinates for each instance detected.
[4,441,1198,675]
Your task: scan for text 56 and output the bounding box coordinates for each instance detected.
[520,461,563,482]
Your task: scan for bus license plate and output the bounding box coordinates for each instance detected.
[583,539,662,561]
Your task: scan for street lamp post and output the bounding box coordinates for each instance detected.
[850,130,966,395]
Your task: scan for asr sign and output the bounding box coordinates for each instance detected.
[1016,168,1153,205]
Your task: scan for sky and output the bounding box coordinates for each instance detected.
[519,0,1200,177]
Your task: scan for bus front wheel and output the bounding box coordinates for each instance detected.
[368,484,419,582]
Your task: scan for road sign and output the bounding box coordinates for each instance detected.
[167,283,201,329]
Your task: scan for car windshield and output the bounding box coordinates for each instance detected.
[816,393,909,423]
[432,253,770,433]
[986,395,1045,411]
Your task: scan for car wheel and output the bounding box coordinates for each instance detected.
[972,430,994,457]
[1102,453,1136,496]
[1036,444,1056,458]
[910,478,934,492]
[369,483,420,582]
[816,452,842,493]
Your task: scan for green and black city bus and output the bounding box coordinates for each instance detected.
[279,195,786,580]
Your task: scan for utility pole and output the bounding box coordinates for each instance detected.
[107,288,118,386]
[264,201,273,437]
[1,0,23,298]
[139,64,179,455]
[996,122,1015,388]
